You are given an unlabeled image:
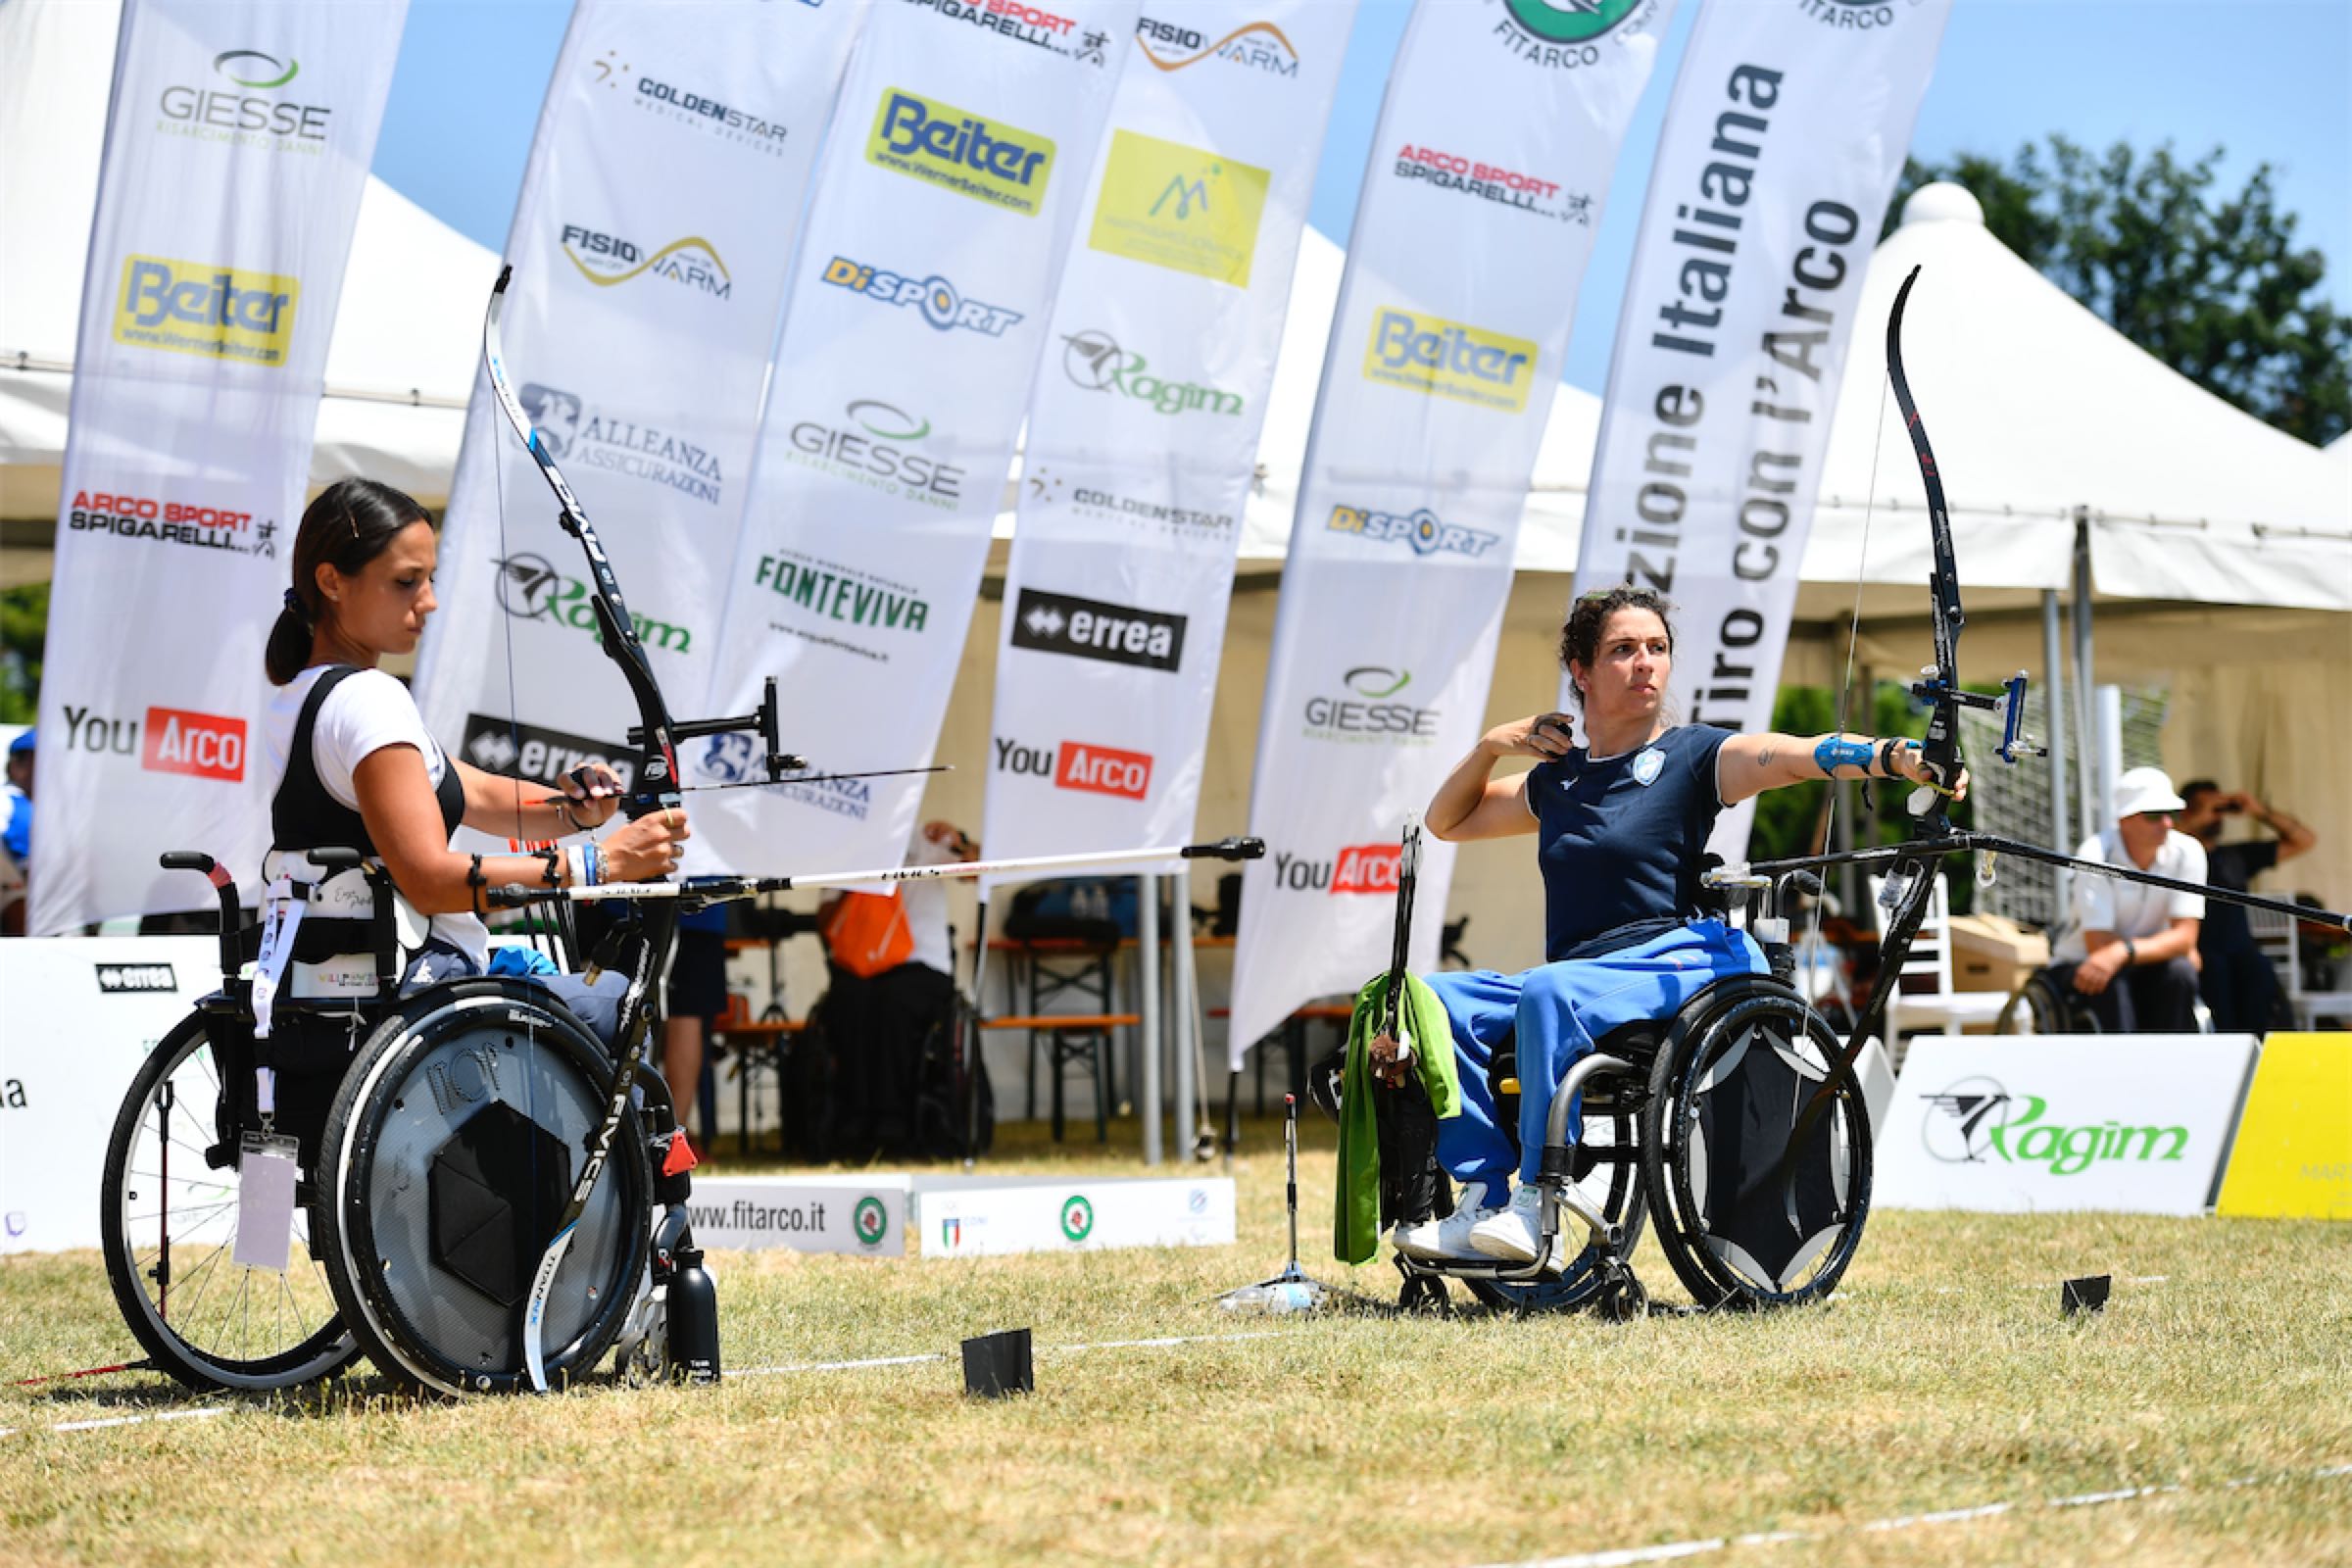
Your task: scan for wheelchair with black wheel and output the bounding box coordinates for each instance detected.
[1382,869,1874,1319]
[101,850,698,1395]
[1995,966,2103,1035]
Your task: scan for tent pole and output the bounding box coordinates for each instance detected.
[2071,510,2101,837]
[2040,588,2072,914]
[1171,873,1196,1162]
[1138,872,1161,1166]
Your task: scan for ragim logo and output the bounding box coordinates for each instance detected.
[1922,1076,2192,1177]
[1061,330,1243,416]
[865,89,1055,217]
[492,553,695,654]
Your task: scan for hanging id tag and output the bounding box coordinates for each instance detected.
[231,1133,302,1274]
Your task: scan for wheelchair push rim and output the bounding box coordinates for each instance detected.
[1460,1097,1649,1315]
[1642,986,1873,1310]
[318,979,653,1396]
[100,1013,360,1392]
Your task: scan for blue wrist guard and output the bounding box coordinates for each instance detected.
[1813,736,1873,776]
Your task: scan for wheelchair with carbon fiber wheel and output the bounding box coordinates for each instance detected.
[101,851,696,1394]
[1387,870,1874,1318]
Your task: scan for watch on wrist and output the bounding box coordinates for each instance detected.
[2122,938,2138,965]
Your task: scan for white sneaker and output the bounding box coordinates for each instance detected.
[1469,1182,1566,1272]
[1394,1181,1499,1262]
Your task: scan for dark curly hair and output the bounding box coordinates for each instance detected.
[265,478,434,685]
[1558,584,1675,710]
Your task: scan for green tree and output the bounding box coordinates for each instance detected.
[1889,137,2351,445]
[0,583,45,725]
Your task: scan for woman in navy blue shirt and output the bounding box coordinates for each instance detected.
[1396,585,1957,1268]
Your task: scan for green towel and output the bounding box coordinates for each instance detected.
[1334,971,1460,1266]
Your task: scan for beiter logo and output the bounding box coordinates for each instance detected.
[1362,307,1536,413]
[114,258,299,366]
[1009,587,1186,672]
[865,89,1055,217]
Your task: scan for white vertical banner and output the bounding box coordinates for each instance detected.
[694,0,1139,877]
[979,4,1354,873]
[1571,0,1952,855]
[31,0,408,935]
[412,0,865,807]
[1224,0,1675,1059]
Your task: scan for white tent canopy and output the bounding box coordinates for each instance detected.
[1206,182,2349,612]
[0,0,495,528]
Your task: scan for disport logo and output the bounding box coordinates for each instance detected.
[1326,503,1500,559]
[865,89,1055,217]
[1921,1076,2192,1177]
[113,257,298,366]
[1088,128,1269,287]
[1363,308,1536,413]
[560,225,732,299]
[820,256,1022,336]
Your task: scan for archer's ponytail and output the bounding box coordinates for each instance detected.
[266,478,433,685]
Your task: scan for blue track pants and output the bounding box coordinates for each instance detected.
[1425,920,1764,1188]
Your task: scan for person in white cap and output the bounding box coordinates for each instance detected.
[2047,766,2206,1032]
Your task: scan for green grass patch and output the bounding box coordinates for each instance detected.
[3,1115,2347,1567]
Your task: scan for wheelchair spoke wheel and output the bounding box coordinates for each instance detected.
[101,1015,358,1391]
[1998,971,2100,1036]
[318,980,652,1395]
[1464,1098,1648,1315]
[1642,986,1872,1310]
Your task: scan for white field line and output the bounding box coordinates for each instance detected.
[731,1328,1302,1379]
[1466,1465,2350,1568]
[3,1330,1308,1439]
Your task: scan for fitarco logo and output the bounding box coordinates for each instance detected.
[1493,0,1655,68]
[1921,1076,2191,1177]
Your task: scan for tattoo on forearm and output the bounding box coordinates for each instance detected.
[1758,743,1777,767]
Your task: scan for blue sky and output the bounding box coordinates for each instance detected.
[374,0,2352,396]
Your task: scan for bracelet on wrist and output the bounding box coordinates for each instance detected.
[2122,938,2138,965]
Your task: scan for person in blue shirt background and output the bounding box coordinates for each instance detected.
[1393,585,1962,1269]
[2,729,31,936]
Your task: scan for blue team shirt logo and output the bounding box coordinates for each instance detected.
[1632,748,1664,786]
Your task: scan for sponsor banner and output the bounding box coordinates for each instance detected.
[1225,0,1673,1058]
[411,0,863,827]
[1568,0,1951,856]
[1877,1036,2259,1215]
[2215,1034,2352,1220]
[683,1176,911,1256]
[912,1173,1236,1255]
[30,0,409,934]
[696,0,1139,878]
[1,938,218,1253]
[980,0,1352,883]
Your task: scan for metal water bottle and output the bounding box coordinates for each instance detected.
[665,1246,721,1385]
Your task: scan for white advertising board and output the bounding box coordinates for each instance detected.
[682,1174,909,1257]
[0,936,219,1252]
[1876,1035,2260,1215]
[912,1173,1235,1257]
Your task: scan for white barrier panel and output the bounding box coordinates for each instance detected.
[1877,1035,2260,1215]
[681,1175,910,1257]
[0,936,218,1252]
[912,1173,1234,1257]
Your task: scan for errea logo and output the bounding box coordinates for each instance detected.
[95,963,178,995]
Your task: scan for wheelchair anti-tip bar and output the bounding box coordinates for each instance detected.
[484,836,1266,907]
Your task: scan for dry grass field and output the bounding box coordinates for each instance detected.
[3,1113,2348,1568]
